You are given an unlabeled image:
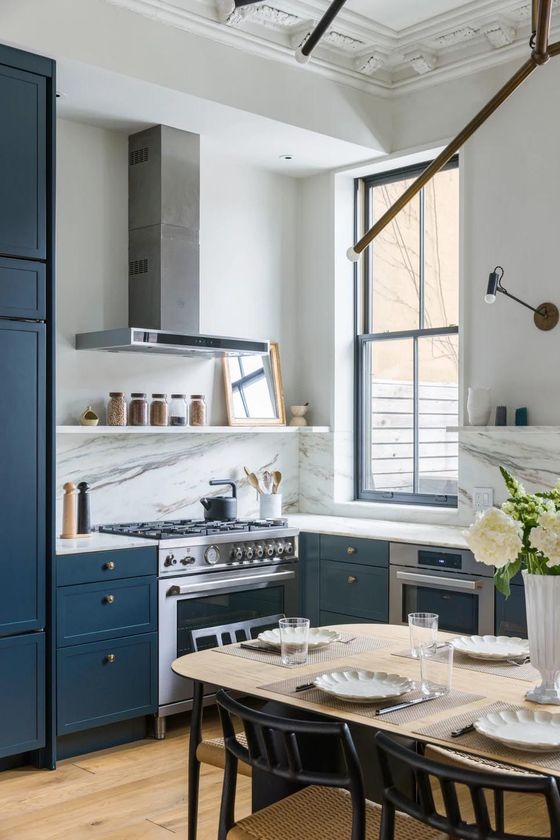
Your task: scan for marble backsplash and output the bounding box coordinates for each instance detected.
[56,431,299,526]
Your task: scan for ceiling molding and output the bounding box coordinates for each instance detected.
[105,0,560,95]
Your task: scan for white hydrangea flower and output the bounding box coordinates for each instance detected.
[530,510,560,567]
[464,508,523,569]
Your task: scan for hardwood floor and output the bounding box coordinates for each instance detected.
[0,713,550,839]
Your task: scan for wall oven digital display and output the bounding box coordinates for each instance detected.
[418,550,462,570]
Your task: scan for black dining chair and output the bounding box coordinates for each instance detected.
[187,614,285,840]
[375,730,560,840]
[214,689,441,840]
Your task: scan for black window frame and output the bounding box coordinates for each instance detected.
[355,157,459,508]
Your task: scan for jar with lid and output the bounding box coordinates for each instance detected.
[190,394,207,426]
[170,394,188,426]
[130,393,148,426]
[107,392,127,426]
[150,394,169,427]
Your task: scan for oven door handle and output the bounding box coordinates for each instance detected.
[395,571,483,591]
[167,569,296,596]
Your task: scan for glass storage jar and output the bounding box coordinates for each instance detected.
[107,392,127,426]
[150,394,169,426]
[130,393,148,426]
[170,394,188,426]
[189,394,207,426]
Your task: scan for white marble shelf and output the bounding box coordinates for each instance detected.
[56,425,330,435]
[448,426,560,433]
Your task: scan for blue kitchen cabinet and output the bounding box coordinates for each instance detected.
[0,59,46,260]
[0,633,45,758]
[0,257,46,320]
[495,579,527,637]
[300,533,389,625]
[0,320,46,636]
[56,548,158,750]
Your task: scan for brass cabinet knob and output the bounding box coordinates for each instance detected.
[105,654,116,663]
[346,546,357,555]
[104,594,115,605]
[347,575,357,584]
[104,561,115,571]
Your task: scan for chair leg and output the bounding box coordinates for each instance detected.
[494,789,505,834]
[379,803,396,840]
[188,681,204,840]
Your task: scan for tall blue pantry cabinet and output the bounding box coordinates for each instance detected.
[0,44,55,769]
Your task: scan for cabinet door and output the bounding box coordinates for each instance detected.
[299,533,320,625]
[0,632,45,758]
[0,257,46,320]
[496,584,527,637]
[320,559,388,622]
[0,65,46,260]
[0,321,45,635]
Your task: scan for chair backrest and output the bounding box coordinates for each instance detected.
[189,613,285,653]
[375,731,560,840]
[216,689,367,840]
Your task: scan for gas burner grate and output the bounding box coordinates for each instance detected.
[98,517,288,540]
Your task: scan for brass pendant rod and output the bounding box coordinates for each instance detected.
[533,0,553,61]
[300,0,348,58]
[349,57,537,259]
[548,39,560,55]
[532,0,539,33]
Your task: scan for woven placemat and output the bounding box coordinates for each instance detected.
[214,633,394,669]
[414,703,560,774]
[392,648,539,683]
[258,669,484,724]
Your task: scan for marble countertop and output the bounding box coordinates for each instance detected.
[56,532,155,556]
[287,514,469,550]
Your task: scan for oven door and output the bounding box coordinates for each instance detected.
[159,563,298,712]
[389,566,494,636]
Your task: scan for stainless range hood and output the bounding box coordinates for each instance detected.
[76,125,269,358]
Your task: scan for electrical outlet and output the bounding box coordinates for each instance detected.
[473,487,494,514]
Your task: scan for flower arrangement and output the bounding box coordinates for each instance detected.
[465,467,560,596]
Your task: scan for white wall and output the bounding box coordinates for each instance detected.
[56,118,299,425]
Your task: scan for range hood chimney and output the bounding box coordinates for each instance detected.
[76,125,268,357]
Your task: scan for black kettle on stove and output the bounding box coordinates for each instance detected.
[200,480,237,521]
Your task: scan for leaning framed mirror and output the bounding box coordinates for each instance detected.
[223,342,286,426]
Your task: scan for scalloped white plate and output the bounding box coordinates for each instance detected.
[313,670,413,703]
[452,635,529,661]
[258,627,341,650]
[475,709,560,752]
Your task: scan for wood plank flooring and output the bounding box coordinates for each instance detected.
[0,712,550,839]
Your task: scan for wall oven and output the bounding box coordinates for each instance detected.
[389,542,494,636]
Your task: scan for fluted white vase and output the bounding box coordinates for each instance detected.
[466,387,492,426]
[523,570,560,704]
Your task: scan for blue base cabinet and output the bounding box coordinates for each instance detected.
[56,548,158,757]
[301,533,389,625]
[495,578,527,637]
[0,634,45,759]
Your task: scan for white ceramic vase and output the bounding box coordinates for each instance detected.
[467,387,492,426]
[523,570,560,704]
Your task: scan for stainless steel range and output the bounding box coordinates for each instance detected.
[99,519,299,738]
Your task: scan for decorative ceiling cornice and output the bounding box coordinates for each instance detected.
[105,0,560,94]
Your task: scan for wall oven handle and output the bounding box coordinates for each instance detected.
[395,571,482,591]
[167,569,296,596]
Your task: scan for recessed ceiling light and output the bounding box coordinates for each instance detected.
[279,154,294,161]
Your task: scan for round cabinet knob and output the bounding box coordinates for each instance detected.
[346,546,357,555]
[164,554,176,567]
[104,560,115,571]
[104,594,115,604]
[205,545,221,565]
[231,545,243,562]
[244,545,255,560]
[105,653,116,664]
[347,575,357,585]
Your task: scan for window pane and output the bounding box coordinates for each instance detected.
[369,179,420,333]
[423,168,459,329]
[418,333,458,496]
[365,338,414,493]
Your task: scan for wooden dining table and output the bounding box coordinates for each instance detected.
[172,623,560,778]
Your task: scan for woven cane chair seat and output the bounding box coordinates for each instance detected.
[196,732,252,777]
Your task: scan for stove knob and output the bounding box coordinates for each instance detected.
[275,541,285,556]
[244,544,255,561]
[264,541,275,558]
[255,542,265,559]
[205,545,221,566]
[180,556,195,566]
[230,545,243,562]
[164,554,176,567]
[283,540,294,555]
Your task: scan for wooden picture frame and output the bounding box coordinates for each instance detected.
[223,342,286,426]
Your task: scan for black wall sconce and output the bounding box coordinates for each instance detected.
[485,266,559,331]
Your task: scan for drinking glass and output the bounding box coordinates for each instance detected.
[420,642,453,696]
[279,617,310,666]
[408,612,438,658]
